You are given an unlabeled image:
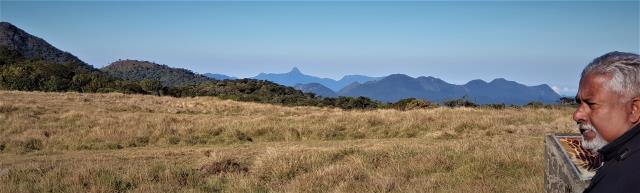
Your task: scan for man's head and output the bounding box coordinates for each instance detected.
[573,51,640,152]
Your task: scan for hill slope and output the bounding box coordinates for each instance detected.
[294,83,337,97]
[0,22,112,92]
[0,22,95,71]
[102,59,213,86]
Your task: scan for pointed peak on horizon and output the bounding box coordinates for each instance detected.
[289,67,302,74]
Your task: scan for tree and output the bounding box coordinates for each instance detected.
[140,79,163,96]
[525,101,544,108]
[43,75,69,91]
[559,97,577,106]
[443,98,477,108]
[71,73,92,91]
[391,98,436,110]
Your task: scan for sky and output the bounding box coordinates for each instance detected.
[1,1,639,96]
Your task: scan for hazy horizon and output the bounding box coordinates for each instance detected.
[1,1,638,96]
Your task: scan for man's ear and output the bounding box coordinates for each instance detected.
[630,97,640,123]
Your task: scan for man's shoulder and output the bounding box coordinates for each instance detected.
[587,155,640,192]
[586,137,640,192]
[615,149,640,168]
[611,138,640,169]
[623,132,640,161]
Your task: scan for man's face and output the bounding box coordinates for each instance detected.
[573,73,634,146]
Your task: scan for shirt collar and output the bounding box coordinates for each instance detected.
[598,123,640,161]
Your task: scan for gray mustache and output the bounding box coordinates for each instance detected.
[578,123,596,132]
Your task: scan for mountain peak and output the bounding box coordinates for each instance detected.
[489,78,519,86]
[0,22,17,32]
[466,79,487,85]
[385,74,413,80]
[289,67,302,74]
[489,78,510,83]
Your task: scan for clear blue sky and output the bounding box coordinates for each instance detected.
[1,1,638,96]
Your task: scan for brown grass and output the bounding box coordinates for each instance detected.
[0,91,577,193]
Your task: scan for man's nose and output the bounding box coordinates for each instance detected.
[573,104,587,123]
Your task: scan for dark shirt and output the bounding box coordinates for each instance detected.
[584,123,640,193]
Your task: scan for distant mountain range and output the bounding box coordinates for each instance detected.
[247,68,561,105]
[203,73,237,80]
[252,67,383,91]
[339,74,559,104]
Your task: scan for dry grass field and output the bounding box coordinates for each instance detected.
[0,91,577,193]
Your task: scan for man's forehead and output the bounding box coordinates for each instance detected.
[577,73,613,98]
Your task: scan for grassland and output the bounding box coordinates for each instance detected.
[0,91,577,193]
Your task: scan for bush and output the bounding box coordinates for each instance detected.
[443,98,477,108]
[93,169,135,192]
[525,101,544,108]
[96,87,119,93]
[200,159,249,175]
[0,103,18,113]
[106,143,124,150]
[327,96,380,110]
[168,136,181,145]
[559,97,577,106]
[140,79,163,96]
[21,138,42,152]
[127,136,150,147]
[391,98,437,110]
[481,103,506,109]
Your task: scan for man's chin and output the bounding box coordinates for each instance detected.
[577,124,609,154]
[581,138,608,154]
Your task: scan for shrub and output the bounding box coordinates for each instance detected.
[391,98,437,110]
[525,101,544,108]
[140,79,163,96]
[21,138,42,152]
[559,97,577,106]
[0,103,18,113]
[93,169,135,192]
[168,136,181,145]
[127,136,150,147]
[106,143,124,150]
[481,103,506,109]
[443,98,477,108]
[200,159,250,175]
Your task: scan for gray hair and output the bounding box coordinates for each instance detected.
[581,51,640,98]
